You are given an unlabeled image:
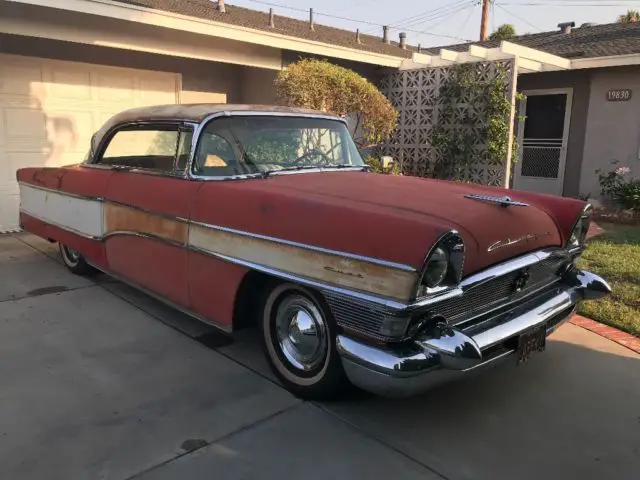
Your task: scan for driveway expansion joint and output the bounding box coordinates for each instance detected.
[313,402,451,480]
[123,403,301,480]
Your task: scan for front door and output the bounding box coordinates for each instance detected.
[96,123,196,308]
[514,89,573,196]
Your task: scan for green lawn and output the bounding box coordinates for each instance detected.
[576,223,640,337]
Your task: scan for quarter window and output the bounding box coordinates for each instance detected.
[99,127,181,172]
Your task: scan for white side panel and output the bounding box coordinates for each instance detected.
[19,184,104,238]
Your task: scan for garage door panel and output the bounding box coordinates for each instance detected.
[45,68,93,100]
[5,108,47,139]
[46,110,95,149]
[140,77,177,104]
[0,64,42,95]
[95,73,138,102]
[0,53,180,232]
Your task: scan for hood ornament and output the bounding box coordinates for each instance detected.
[464,194,529,208]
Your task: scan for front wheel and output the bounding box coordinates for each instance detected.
[59,243,95,275]
[260,282,349,400]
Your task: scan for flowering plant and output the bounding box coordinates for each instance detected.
[596,160,640,212]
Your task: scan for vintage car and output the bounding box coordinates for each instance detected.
[16,104,611,399]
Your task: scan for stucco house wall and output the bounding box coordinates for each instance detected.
[580,66,640,201]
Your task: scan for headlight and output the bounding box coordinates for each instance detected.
[416,232,465,299]
[422,247,449,288]
[567,205,592,250]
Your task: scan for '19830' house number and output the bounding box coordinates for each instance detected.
[606,89,632,101]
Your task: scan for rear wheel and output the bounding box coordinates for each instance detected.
[260,282,349,400]
[59,243,95,275]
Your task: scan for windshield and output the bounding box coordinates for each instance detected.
[192,116,365,177]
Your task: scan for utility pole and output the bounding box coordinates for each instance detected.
[480,0,490,40]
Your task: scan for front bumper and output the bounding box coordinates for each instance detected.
[336,269,611,397]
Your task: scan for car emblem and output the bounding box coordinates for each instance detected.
[487,232,553,252]
[513,269,530,293]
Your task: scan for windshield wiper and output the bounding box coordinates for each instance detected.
[262,164,364,176]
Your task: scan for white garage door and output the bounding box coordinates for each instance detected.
[0,53,180,232]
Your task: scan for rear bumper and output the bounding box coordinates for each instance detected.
[336,269,610,397]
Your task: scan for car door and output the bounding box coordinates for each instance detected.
[95,122,198,308]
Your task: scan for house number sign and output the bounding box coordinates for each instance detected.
[606,89,632,101]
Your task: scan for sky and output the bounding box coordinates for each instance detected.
[224,0,640,47]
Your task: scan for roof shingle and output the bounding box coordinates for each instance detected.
[424,22,640,59]
[115,0,413,59]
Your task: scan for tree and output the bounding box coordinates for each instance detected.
[617,9,640,22]
[489,24,516,41]
[274,59,398,148]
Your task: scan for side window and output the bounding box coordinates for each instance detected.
[99,127,180,173]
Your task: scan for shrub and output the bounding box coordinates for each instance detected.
[364,156,401,175]
[275,59,398,148]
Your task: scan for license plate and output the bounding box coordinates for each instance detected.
[517,326,546,364]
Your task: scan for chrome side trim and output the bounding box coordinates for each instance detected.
[102,230,186,248]
[189,220,417,273]
[87,261,233,334]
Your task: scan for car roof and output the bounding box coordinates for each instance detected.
[91,103,342,151]
[107,103,338,123]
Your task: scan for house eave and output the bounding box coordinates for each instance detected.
[3,0,406,68]
[570,53,640,70]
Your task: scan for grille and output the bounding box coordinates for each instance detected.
[324,254,567,341]
[434,256,567,326]
[324,292,410,342]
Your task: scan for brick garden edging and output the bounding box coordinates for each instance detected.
[570,315,640,354]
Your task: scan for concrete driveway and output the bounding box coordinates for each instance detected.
[1,233,638,480]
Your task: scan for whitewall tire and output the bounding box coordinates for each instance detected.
[260,282,349,400]
[59,243,95,275]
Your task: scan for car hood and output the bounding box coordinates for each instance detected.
[198,171,585,277]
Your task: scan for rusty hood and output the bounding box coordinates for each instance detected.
[198,171,587,276]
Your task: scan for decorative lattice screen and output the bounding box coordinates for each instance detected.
[378,60,516,186]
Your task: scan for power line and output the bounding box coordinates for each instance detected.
[360,0,472,33]
[240,0,473,40]
[393,1,475,29]
[495,4,544,31]
[400,3,476,31]
[457,4,478,37]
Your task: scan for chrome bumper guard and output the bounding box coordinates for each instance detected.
[336,269,611,397]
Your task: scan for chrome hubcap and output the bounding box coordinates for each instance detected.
[63,246,80,263]
[275,295,327,372]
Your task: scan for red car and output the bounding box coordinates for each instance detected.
[17,104,610,399]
